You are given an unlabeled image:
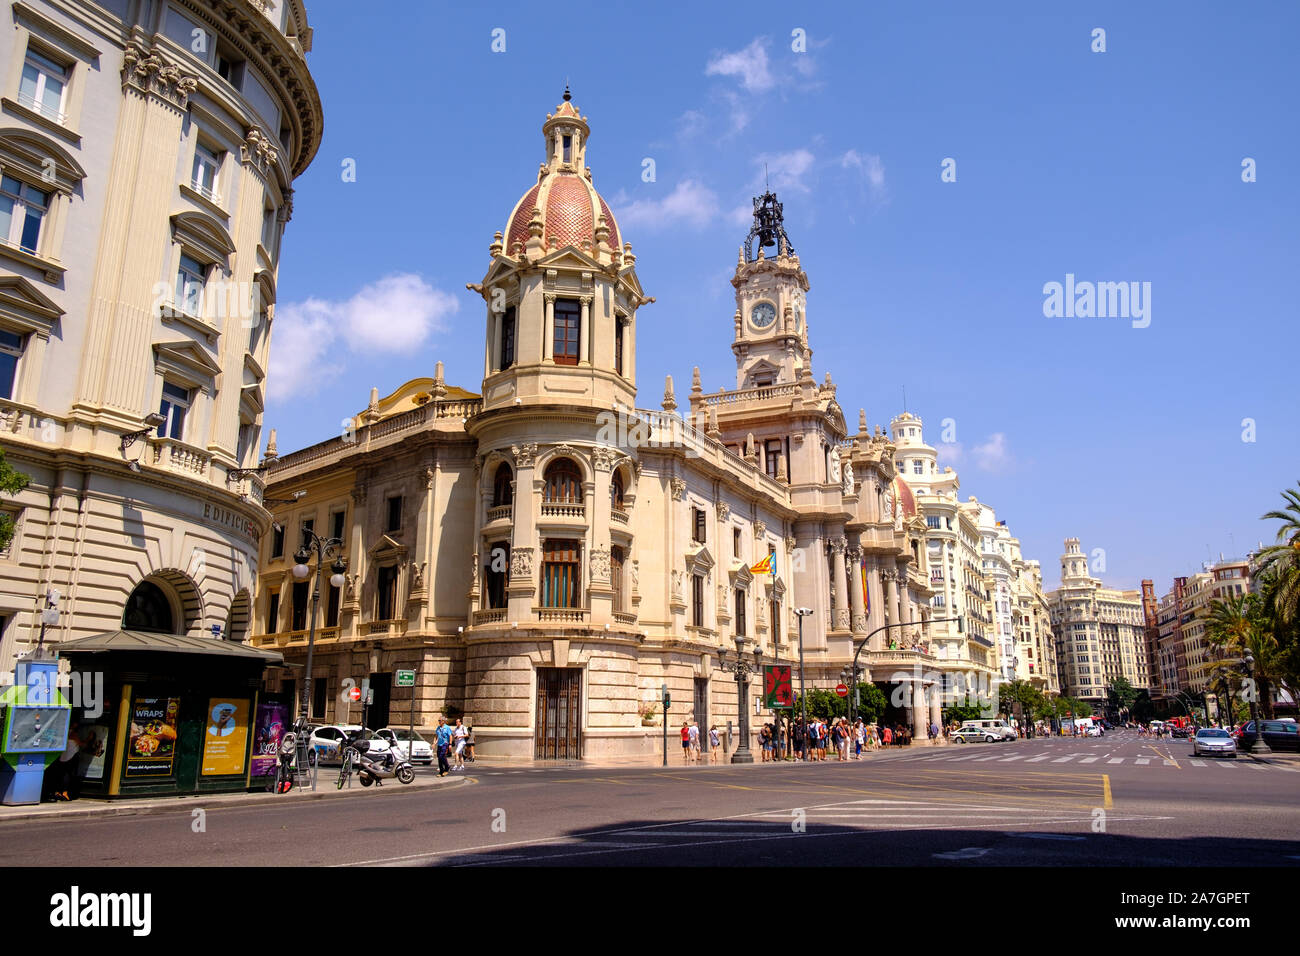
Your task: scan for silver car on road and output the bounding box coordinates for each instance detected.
[1191,727,1237,759]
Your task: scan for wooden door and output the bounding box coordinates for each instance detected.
[535,668,582,759]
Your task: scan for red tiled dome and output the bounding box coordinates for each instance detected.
[503,173,621,256]
[893,477,918,518]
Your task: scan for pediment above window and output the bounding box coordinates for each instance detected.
[0,127,86,194]
[240,382,265,419]
[170,211,236,263]
[0,274,62,337]
[685,544,715,573]
[153,339,222,387]
[728,562,753,588]
[367,534,407,561]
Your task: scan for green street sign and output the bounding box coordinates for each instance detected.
[395,670,416,687]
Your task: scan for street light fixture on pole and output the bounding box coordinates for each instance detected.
[291,528,348,783]
[795,607,814,743]
[717,637,762,764]
[1241,651,1272,755]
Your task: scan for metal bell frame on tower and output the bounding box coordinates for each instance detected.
[743,190,794,263]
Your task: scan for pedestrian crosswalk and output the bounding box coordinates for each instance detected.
[875,748,1296,772]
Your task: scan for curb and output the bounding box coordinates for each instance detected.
[0,774,467,825]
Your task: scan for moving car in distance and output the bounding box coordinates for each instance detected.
[1191,727,1237,758]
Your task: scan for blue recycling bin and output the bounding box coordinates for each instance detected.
[1,657,70,805]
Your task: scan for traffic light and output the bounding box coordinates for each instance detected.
[662,683,670,709]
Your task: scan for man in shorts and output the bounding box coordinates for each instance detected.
[688,721,700,763]
[681,722,691,763]
[435,716,453,777]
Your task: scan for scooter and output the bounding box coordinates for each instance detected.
[350,739,416,786]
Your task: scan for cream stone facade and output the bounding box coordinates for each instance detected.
[0,0,322,674]
[1046,538,1149,706]
[252,94,968,759]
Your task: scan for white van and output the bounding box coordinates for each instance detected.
[958,719,1016,742]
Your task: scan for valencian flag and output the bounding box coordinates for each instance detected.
[749,552,774,575]
[763,665,794,708]
[861,560,870,613]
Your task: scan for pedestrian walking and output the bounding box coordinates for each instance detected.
[882,724,892,747]
[681,722,691,763]
[709,725,720,763]
[688,721,701,762]
[435,716,453,776]
[452,717,469,770]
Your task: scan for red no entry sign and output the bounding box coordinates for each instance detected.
[835,683,849,698]
[349,686,362,701]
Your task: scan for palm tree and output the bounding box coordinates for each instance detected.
[1205,592,1282,718]
[1257,484,1300,624]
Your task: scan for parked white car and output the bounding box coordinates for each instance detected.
[375,728,434,765]
[957,719,1016,742]
[307,725,391,766]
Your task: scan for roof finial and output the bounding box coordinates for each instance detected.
[563,81,571,102]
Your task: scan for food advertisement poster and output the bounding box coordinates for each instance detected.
[250,700,290,778]
[201,698,250,776]
[125,697,180,777]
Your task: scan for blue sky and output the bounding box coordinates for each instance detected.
[266,0,1299,593]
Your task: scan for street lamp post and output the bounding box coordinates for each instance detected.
[795,607,814,749]
[1241,651,1272,755]
[718,637,762,764]
[291,528,348,784]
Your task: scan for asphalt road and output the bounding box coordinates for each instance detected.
[3,731,1296,867]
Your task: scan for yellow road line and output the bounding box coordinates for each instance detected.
[1103,774,1112,809]
[1148,744,1179,769]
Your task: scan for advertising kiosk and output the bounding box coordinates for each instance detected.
[0,656,70,805]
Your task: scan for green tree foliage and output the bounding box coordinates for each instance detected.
[0,448,31,552]
[1107,676,1139,713]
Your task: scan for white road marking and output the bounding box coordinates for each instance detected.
[1026,756,1050,762]
[1052,756,1075,763]
[1079,757,1099,764]
[1135,758,1151,765]
[999,755,1026,762]
[1189,760,1206,767]
[1107,758,1125,764]
[933,847,988,860]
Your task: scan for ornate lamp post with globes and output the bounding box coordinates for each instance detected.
[291,528,347,778]
[718,636,763,764]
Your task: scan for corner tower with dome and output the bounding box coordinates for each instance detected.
[254,92,1008,759]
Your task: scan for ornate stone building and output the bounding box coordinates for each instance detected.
[254,93,965,758]
[0,0,322,674]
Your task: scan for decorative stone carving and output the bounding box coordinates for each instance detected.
[593,445,617,471]
[543,293,556,304]
[717,584,729,607]
[553,443,576,461]
[842,462,854,496]
[662,375,677,412]
[670,476,686,501]
[510,547,535,578]
[411,561,426,590]
[830,537,847,556]
[470,553,479,586]
[785,535,797,553]
[344,574,358,601]
[716,500,730,521]
[630,559,639,592]
[424,466,435,489]
[852,612,868,633]
[882,489,894,522]
[834,608,851,630]
[122,41,198,109]
[829,445,842,483]
[671,569,684,602]
[590,547,611,582]
[754,519,766,538]
[241,127,279,174]
[512,442,538,467]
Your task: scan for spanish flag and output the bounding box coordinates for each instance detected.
[749,552,774,575]
[861,561,870,613]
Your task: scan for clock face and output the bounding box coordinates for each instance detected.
[751,301,777,329]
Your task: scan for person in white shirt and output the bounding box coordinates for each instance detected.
[687,722,700,763]
[452,718,469,770]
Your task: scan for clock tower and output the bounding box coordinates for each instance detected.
[730,191,811,390]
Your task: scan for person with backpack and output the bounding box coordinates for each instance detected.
[709,725,721,763]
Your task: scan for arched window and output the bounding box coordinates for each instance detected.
[610,470,625,510]
[492,463,513,507]
[543,458,583,503]
[122,580,175,633]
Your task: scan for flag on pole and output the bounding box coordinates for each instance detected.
[749,552,774,575]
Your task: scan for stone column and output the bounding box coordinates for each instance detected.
[848,542,867,637]
[929,684,944,742]
[913,683,929,743]
[831,536,850,632]
[867,556,886,646]
[490,309,502,373]
[543,294,555,361]
[579,296,591,365]
[507,442,539,621]
[884,569,900,633]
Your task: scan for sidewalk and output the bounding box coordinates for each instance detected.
[1242,748,1300,767]
[0,769,466,825]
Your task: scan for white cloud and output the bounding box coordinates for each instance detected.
[841,149,886,200]
[705,38,775,93]
[755,149,816,194]
[938,442,963,465]
[675,109,708,140]
[613,180,721,231]
[972,433,1013,473]
[268,273,458,400]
